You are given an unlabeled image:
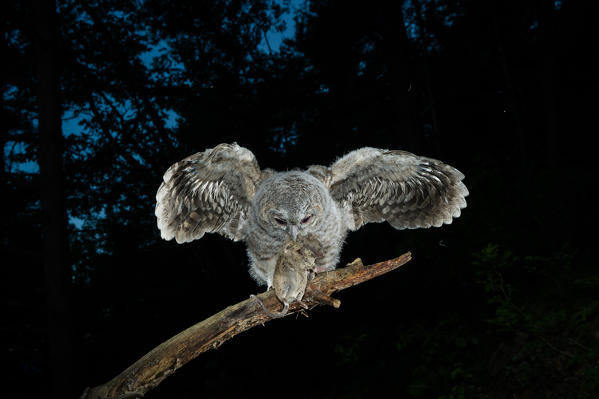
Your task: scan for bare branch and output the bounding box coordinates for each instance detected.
[81,252,412,399]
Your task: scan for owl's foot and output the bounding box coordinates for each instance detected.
[313,264,335,273]
[298,300,309,309]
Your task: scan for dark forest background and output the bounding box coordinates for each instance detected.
[3,0,598,398]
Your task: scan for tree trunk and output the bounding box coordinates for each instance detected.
[492,3,528,170]
[536,0,558,167]
[33,0,73,397]
[381,5,421,152]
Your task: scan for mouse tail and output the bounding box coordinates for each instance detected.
[250,295,289,318]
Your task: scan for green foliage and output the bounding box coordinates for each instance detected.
[334,331,370,367]
[320,241,598,399]
[468,244,599,398]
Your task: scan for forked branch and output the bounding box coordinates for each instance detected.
[81,252,412,399]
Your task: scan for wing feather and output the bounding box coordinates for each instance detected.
[155,143,264,243]
[326,148,468,231]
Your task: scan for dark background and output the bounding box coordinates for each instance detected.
[3,0,598,398]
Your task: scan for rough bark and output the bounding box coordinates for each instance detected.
[81,252,412,399]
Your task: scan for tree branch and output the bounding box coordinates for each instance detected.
[81,252,412,399]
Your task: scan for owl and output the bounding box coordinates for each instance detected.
[155,143,468,288]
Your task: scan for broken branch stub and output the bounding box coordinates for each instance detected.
[81,252,412,399]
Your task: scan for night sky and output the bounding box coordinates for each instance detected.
[3,1,598,398]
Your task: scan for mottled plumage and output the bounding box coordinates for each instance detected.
[155,143,468,287]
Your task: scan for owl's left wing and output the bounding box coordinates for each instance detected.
[155,143,265,243]
[316,147,468,231]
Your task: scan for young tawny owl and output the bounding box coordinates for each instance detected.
[155,143,468,287]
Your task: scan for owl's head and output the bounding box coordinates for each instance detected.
[256,171,326,240]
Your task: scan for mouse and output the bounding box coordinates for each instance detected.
[251,236,318,318]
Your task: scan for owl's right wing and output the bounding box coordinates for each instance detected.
[155,143,265,243]
[313,147,468,231]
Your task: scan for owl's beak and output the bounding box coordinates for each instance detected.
[288,225,298,241]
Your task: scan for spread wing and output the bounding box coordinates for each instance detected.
[319,147,468,231]
[155,143,264,243]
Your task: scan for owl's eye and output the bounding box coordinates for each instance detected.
[274,217,287,226]
[301,215,312,224]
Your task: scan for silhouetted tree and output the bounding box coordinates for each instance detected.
[3,0,598,398]
[33,0,73,398]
